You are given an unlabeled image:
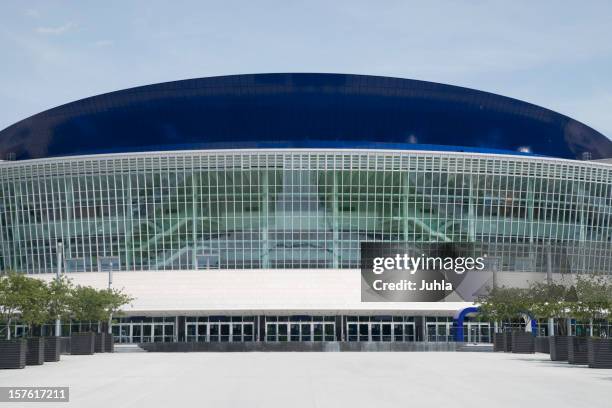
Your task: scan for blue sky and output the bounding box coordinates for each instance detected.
[1,1,611,138]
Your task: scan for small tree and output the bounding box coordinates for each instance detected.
[69,286,108,332]
[69,286,133,333]
[526,280,576,336]
[477,286,530,332]
[46,275,74,336]
[567,274,612,337]
[0,272,22,340]
[17,277,49,337]
[99,288,134,332]
[0,272,48,339]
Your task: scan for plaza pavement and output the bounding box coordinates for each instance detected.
[1,351,611,408]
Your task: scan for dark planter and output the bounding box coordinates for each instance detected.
[535,336,550,354]
[60,337,71,354]
[104,333,114,353]
[94,333,106,353]
[0,339,27,369]
[511,332,535,354]
[70,332,95,355]
[568,336,589,365]
[588,338,612,369]
[503,332,513,352]
[493,333,505,352]
[26,337,45,365]
[550,336,569,361]
[44,336,61,362]
[567,336,589,364]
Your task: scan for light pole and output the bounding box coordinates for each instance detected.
[107,261,113,334]
[55,240,63,337]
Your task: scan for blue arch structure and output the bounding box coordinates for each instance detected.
[453,306,480,342]
[453,307,538,342]
[520,311,539,335]
[1,73,611,160]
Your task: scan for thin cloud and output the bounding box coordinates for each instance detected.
[25,8,40,18]
[94,40,113,47]
[36,22,74,35]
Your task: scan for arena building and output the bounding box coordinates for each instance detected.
[1,73,611,346]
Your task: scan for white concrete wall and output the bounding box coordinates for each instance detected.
[34,269,472,316]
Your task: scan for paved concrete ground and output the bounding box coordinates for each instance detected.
[1,352,611,408]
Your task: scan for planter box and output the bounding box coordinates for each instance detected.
[535,337,550,354]
[26,337,45,365]
[511,332,535,354]
[503,332,513,352]
[94,333,106,353]
[493,333,505,352]
[0,339,26,369]
[550,336,569,361]
[44,337,61,362]
[568,337,589,365]
[60,337,71,354]
[104,333,114,353]
[71,332,95,355]
[588,338,612,369]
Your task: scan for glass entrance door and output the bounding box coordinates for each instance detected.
[426,322,453,342]
[111,320,175,343]
[265,317,335,342]
[346,321,415,342]
[186,320,255,342]
[464,322,492,343]
[132,325,142,343]
[266,323,289,341]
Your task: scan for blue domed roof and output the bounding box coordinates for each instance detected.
[1,73,610,160]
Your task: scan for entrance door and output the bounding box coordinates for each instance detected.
[143,324,152,342]
[232,323,242,342]
[301,324,311,341]
[209,324,220,342]
[359,323,369,341]
[220,324,230,342]
[265,323,289,342]
[426,323,452,342]
[464,322,492,343]
[347,323,357,341]
[132,325,142,343]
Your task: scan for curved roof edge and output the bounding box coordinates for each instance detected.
[1,73,611,160]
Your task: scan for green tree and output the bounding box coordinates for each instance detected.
[527,281,569,320]
[477,286,531,331]
[46,275,74,333]
[69,286,108,329]
[99,288,134,321]
[567,274,612,336]
[69,285,134,332]
[0,271,23,339]
[99,288,134,332]
[18,277,49,336]
[525,280,574,336]
[0,271,48,339]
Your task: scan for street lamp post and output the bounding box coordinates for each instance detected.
[55,241,63,337]
[108,261,113,334]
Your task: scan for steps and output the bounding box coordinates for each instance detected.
[114,344,147,353]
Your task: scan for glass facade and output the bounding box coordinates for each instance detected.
[185,316,255,343]
[5,315,612,344]
[1,150,611,274]
[346,316,416,342]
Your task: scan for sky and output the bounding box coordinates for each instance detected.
[1,0,611,138]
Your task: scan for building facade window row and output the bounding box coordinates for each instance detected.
[1,151,611,274]
[5,315,611,344]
